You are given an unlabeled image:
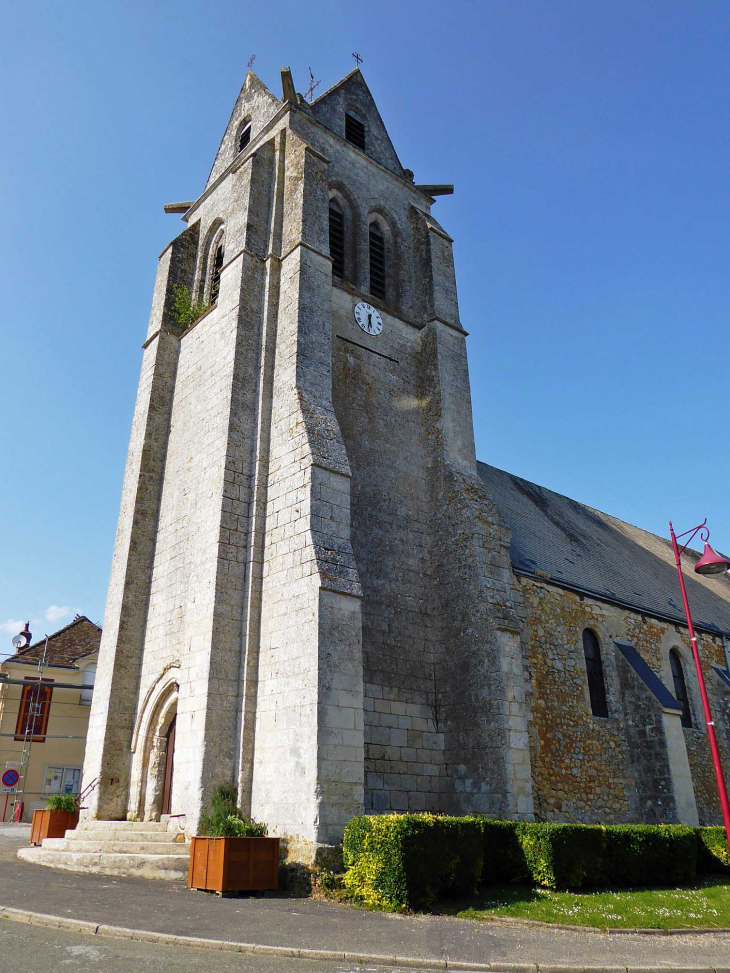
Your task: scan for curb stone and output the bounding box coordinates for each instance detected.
[482,915,730,936]
[1,906,730,972]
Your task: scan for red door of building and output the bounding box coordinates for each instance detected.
[161,716,176,816]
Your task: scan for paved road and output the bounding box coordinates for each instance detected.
[2,827,730,971]
[0,920,444,973]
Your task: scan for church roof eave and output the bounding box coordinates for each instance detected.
[477,461,730,636]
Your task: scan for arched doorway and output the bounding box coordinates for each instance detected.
[161,715,176,815]
[141,695,177,820]
[129,673,179,821]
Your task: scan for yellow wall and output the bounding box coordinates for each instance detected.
[0,654,97,822]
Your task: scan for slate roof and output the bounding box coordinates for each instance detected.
[477,462,730,635]
[4,616,101,668]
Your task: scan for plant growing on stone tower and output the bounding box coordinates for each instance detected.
[168,283,209,333]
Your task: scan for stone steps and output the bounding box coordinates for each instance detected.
[17,819,190,881]
[79,819,170,831]
[63,828,183,844]
[41,838,189,855]
[18,847,188,880]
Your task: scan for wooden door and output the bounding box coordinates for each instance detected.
[161,716,176,816]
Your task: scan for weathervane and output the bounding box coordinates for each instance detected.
[351,51,363,68]
[247,54,256,70]
[305,67,321,103]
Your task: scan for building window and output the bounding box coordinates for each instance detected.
[210,243,224,304]
[345,110,366,151]
[670,650,692,728]
[329,201,345,279]
[238,123,251,152]
[369,223,386,300]
[582,629,608,718]
[43,766,81,795]
[15,680,53,742]
[80,663,96,707]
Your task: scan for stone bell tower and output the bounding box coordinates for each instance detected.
[83,66,534,863]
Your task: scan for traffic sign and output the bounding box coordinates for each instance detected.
[2,769,19,789]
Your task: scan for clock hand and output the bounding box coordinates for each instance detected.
[367,313,372,330]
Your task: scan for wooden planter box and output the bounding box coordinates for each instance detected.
[188,836,280,893]
[30,808,79,845]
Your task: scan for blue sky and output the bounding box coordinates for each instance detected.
[1,0,728,648]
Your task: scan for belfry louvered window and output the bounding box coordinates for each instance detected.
[238,123,251,152]
[670,650,692,728]
[345,110,366,151]
[329,201,345,279]
[369,223,386,300]
[210,244,224,304]
[582,629,609,718]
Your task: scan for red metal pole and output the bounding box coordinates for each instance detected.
[670,522,730,857]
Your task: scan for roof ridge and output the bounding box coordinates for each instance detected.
[311,67,361,106]
[4,615,102,667]
[18,615,100,657]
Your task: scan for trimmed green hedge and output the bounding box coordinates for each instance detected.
[602,825,697,886]
[342,814,729,909]
[697,826,730,873]
[342,813,483,909]
[478,817,528,884]
[517,822,606,889]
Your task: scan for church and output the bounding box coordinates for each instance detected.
[74,66,730,868]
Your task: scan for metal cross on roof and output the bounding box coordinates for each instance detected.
[305,67,321,103]
[352,51,363,67]
[247,54,256,70]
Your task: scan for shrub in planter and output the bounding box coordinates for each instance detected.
[46,793,80,813]
[696,826,730,873]
[602,824,697,887]
[188,784,277,893]
[516,822,606,889]
[342,813,483,910]
[198,782,266,839]
[30,793,80,845]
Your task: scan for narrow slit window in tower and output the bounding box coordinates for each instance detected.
[329,202,345,279]
[369,223,386,300]
[210,244,224,304]
[238,124,251,152]
[582,629,609,718]
[670,650,692,728]
[345,111,366,151]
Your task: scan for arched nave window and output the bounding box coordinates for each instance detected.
[670,649,693,728]
[582,629,608,718]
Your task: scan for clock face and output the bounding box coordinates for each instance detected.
[354,301,383,337]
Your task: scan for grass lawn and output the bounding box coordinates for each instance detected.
[441,878,730,929]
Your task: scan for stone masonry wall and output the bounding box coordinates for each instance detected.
[331,288,441,814]
[518,574,730,825]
